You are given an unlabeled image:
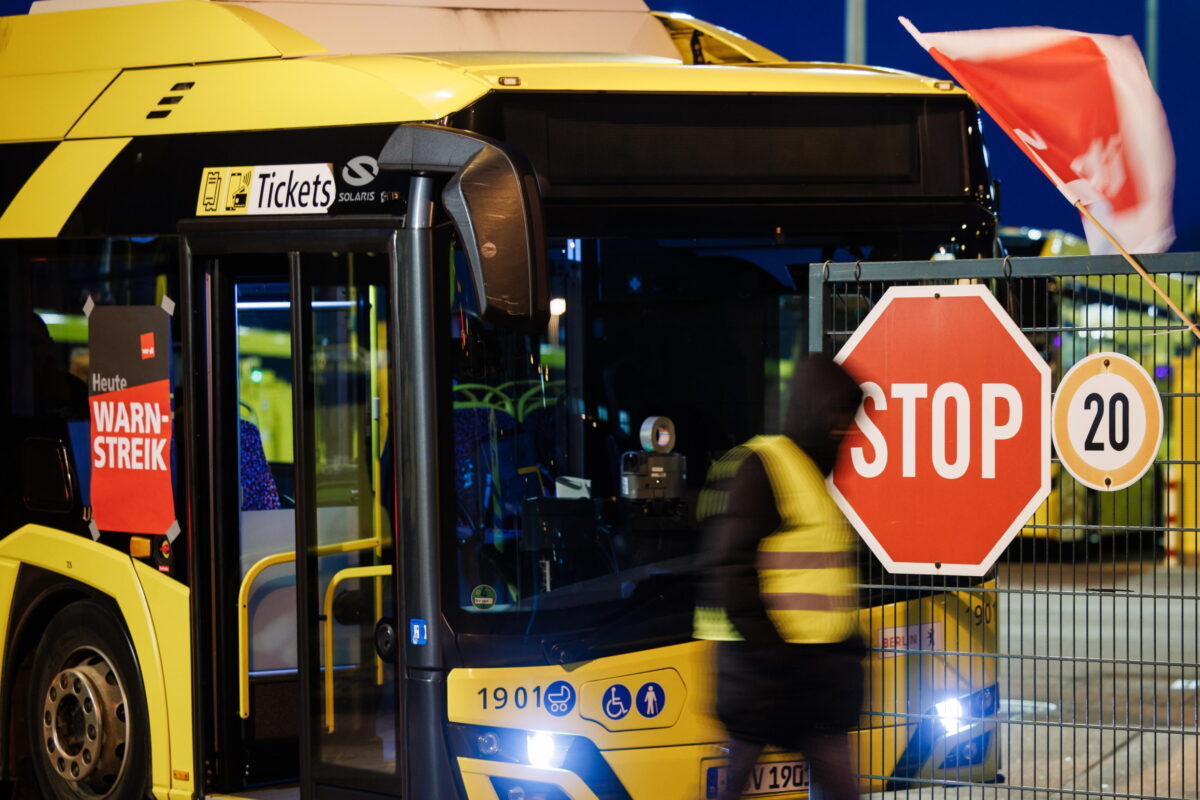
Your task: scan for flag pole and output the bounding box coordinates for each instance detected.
[1074,200,1200,343]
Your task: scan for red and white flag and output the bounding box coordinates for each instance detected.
[901,17,1175,255]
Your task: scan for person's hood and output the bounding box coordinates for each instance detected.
[783,355,863,475]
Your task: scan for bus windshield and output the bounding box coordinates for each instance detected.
[445,230,958,664]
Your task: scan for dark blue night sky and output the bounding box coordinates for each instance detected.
[2,0,1195,251]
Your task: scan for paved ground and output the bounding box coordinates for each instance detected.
[870,541,1200,799]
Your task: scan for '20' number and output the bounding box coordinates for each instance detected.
[1084,392,1129,452]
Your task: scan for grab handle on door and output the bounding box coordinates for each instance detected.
[322,564,394,732]
[237,536,381,719]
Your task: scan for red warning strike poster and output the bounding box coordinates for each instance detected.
[88,305,176,535]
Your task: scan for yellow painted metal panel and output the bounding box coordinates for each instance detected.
[601,743,727,800]
[447,58,961,96]
[651,11,785,64]
[457,757,599,800]
[579,668,685,731]
[0,0,322,78]
[0,137,129,238]
[860,582,998,730]
[69,57,490,139]
[0,70,117,142]
[448,586,998,792]
[1173,352,1200,561]
[459,771,501,800]
[217,3,326,58]
[0,525,173,799]
[134,560,194,800]
[0,559,19,702]
[448,641,723,751]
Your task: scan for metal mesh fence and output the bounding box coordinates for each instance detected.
[810,254,1200,799]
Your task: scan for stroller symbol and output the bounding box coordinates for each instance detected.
[545,681,575,716]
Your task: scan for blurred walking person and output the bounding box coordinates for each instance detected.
[695,355,866,800]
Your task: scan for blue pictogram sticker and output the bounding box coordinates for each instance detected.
[636,682,665,718]
[545,680,576,716]
[409,618,428,646]
[603,684,632,720]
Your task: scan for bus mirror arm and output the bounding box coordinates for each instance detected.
[379,124,549,332]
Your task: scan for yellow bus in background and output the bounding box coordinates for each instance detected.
[1005,226,1191,548]
[2,2,1001,798]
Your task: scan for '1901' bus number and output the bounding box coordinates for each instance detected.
[477,686,541,710]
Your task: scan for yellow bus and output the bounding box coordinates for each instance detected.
[1,2,1000,798]
[1002,226,1185,546]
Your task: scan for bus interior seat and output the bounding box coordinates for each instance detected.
[239,418,281,511]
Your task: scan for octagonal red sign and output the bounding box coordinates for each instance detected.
[831,284,1050,576]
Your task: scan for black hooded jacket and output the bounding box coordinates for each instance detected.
[698,356,867,742]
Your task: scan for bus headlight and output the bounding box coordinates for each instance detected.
[476,731,502,756]
[447,723,569,769]
[526,732,557,768]
[934,697,968,735]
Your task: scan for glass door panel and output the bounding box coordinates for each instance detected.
[295,252,399,792]
[195,232,403,799]
[234,277,301,785]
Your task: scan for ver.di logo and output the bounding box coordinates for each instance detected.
[342,155,379,187]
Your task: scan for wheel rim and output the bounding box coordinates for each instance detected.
[41,648,129,797]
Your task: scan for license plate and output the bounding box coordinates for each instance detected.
[705,759,810,797]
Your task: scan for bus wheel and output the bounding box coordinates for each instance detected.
[29,601,150,800]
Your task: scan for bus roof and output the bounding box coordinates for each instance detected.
[20,0,681,59]
[0,0,967,143]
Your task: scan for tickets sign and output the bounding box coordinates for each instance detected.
[88,304,176,535]
[196,163,336,216]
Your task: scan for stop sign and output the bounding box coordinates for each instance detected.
[831,284,1050,576]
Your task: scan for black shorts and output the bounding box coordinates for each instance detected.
[715,639,865,745]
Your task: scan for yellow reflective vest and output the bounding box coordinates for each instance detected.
[695,435,859,645]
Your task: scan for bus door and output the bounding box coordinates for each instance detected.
[187,227,404,799]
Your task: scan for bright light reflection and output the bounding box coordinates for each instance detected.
[527,732,556,768]
[37,312,71,325]
[549,297,567,316]
[236,301,355,310]
[935,698,968,735]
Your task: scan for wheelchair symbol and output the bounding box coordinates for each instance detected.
[545,680,575,716]
[603,684,632,720]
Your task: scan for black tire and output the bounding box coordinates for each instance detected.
[28,601,150,800]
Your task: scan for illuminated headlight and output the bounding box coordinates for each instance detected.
[526,732,557,769]
[934,698,968,735]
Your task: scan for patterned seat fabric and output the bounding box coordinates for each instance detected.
[239,419,281,511]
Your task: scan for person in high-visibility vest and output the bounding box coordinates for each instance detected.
[695,355,865,800]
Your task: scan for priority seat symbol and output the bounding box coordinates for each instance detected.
[603,684,632,720]
[636,682,665,718]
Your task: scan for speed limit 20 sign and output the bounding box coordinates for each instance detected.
[1052,352,1163,491]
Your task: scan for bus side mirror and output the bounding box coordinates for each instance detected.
[379,124,549,331]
